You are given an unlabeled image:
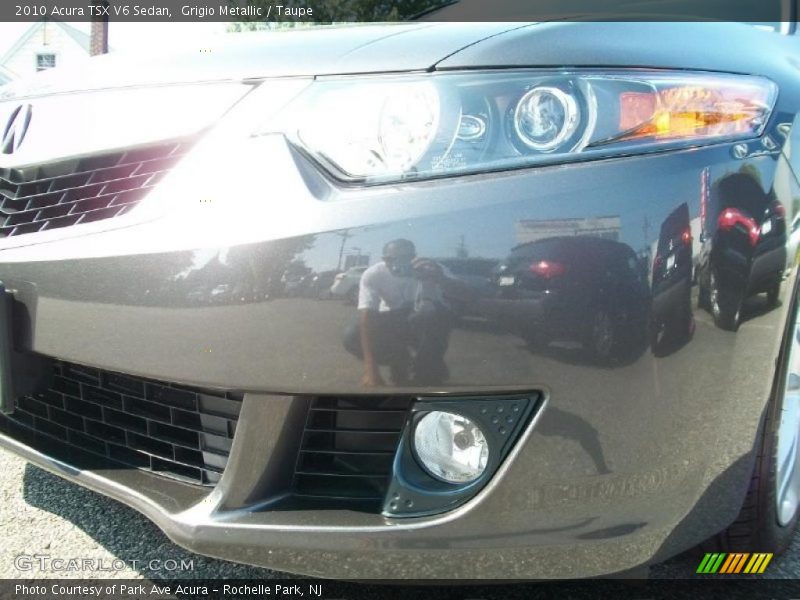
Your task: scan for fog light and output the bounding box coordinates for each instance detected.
[413,411,489,483]
[514,86,580,152]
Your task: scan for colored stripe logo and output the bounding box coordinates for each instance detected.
[696,552,773,574]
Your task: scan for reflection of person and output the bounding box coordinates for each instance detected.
[343,239,455,387]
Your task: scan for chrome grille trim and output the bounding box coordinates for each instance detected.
[0,138,193,238]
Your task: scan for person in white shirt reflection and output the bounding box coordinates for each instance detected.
[343,239,466,387]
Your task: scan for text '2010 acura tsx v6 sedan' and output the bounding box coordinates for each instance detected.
[0,20,798,580]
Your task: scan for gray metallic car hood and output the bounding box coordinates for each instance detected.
[0,23,526,100]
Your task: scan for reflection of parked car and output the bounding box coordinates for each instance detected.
[281,274,306,297]
[306,270,339,299]
[210,283,231,303]
[490,237,649,362]
[330,266,368,303]
[437,257,498,316]
[651,203,694,349]
[698,173,787,330]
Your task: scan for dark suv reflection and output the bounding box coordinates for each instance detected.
[697,173,787,330]
[651,203,694,351]
[489,236,649,363]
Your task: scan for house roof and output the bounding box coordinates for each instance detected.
[56,21,91,53]
[0,19,91,73]
[0,66,15,85]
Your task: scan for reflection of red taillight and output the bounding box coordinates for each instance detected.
[681,228,692,245]
[718,208,759,246]
[529,260,567,278]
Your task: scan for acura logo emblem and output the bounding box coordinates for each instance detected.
[2,104,32,154]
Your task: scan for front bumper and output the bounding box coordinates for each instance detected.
[0,132,796,578]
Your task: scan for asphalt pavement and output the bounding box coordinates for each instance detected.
[2,446,800,582]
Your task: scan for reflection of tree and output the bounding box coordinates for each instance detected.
[41,250,207,306]
[172,250,221,283]
[235,0,444,22]
[34,236,318,307]
[115,252,200,305]
[284,259,311,278]
[225,235,317,299]
[711,165,773,219]
[737,163,765,189]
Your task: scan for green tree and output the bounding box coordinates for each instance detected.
[227,22,271,32]
[226,0,445,24]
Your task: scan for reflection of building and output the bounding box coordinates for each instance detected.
[1,20,91,79]
[344,254,370,269]
[515,216,621,244]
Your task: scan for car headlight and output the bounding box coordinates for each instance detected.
[257,70,777,184]
[296,80,452,178]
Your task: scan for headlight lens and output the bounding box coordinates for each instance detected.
[514,86,582,152]
[296,81,447,178]
[259,70,777,184]
[413,411,489,484]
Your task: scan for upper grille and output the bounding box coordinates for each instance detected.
[0,138,192,238]
[293,396,412,508]
[2,361,241,485]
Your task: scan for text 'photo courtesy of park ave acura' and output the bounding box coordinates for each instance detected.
[0,2,799,586]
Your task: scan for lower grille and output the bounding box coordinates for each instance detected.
[0,138,193,238]
[293,396,412,508]
[1,361,241,485]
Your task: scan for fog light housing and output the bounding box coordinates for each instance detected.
[413,411,489,484]
[383,394,540,518]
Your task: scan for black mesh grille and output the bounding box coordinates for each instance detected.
[3,361,242,485]
[0,139,192,238]
[293,397,412,507]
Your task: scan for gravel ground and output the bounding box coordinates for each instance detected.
[2,448,800,583]
[0,449,275,580]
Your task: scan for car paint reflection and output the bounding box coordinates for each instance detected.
[651,202,695,356]
[480,236,650,366]
[697,169,787,330]
[1,133,796,397]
